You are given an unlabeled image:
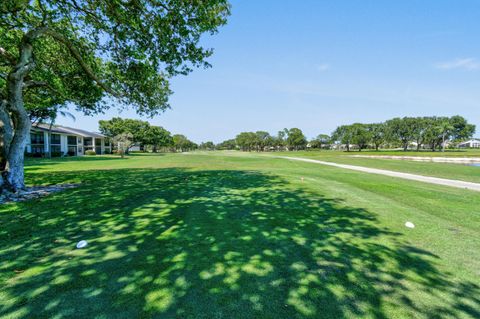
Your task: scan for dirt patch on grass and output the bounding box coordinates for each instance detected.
[0,184,79,204]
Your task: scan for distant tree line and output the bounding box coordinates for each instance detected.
[217,128,308,151]
[216,115,475,152]
[172,134,198,152]
[331,116,475,152]
[98,115,476,155]
[98,118,198,154]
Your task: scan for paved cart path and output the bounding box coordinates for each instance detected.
[276,156,480,192]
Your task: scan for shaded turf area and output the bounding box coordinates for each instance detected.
[1,153,479,318]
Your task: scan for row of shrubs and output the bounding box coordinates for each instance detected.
[87,150,122,155]
[25,150,98,157]
[25,150,122,157]
[25,151,66,158]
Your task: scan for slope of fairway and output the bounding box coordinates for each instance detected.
[1,153,479,318]
[273,155,480,192]
[273,150,480,184]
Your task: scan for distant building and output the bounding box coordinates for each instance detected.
[128,144,142,152]
[26,124,111,157]
[458,139,480,149]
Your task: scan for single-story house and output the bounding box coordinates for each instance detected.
[26,123,111,157]
[458,139,480,149]
[128,144,142,152]
[331,143,359,151]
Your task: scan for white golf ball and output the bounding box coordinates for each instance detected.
[76,240,88,249]
[405,222,415,229]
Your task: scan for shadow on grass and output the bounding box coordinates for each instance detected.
[25,155,129,167]
[25,153,167,169]
[1,168,479,318]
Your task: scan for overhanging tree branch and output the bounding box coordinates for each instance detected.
[23,80,48,88]
[67,0,105,25]
[44,30,121,98]
[1,0,230,192]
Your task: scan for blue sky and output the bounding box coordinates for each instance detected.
[57,0,480,142]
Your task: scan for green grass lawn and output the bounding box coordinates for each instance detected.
[1,153,479,318]
[271,150,480,184]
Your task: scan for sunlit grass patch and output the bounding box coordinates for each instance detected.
[0,153,479,318]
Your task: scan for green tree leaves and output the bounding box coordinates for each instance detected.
[331,116,476,152]
[0,0,230,190]
[99,117,172,152]
[172,134,197,152]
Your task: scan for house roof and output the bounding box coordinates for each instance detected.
[32,123,106,138]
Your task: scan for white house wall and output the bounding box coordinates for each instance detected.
[43,131,49,153]
[26,128,109,156]
[26,132,32,153]
[77,136,84,155]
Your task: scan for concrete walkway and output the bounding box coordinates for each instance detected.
[276,156,480,192]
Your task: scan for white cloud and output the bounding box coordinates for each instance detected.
[315,63,330,72]
[435,58,480,70]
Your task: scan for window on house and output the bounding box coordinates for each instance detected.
[104,139,111,146]
[51,134,61,145]
[84,137,93,146]
[51,145,62,156]
[31,145,44,155]
[67,146,77,156]
[67,136,77,145]
[30,132,44,144]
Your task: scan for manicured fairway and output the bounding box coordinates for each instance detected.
[1,153,479,318]
[274,150,480,184]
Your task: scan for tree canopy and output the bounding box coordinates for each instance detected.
[1,0,230,114]
[199,141,216,150]
[0,0,230,191]
[172,134,197,152]
[330,116,476,152]
[142,126,173,152]
[285,128,307,150]
[216,138,236,150]
[99,117,149,139]
[99,117,173,153]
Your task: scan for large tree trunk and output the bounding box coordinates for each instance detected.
[4,119,31,191]
[1,30,39,192]
[3,78,32,191]
[0,105,14,172]
[442,134,446,152]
